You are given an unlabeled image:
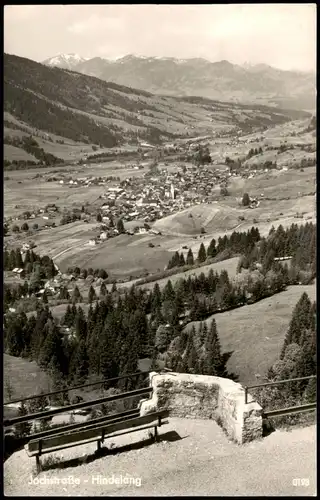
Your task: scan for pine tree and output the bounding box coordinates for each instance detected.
[75,306,87,341]
[15,248,24,268]
[88,285,97,304]
[199,321,208,344]
[280,293,312,359]
[38,320,64,371]
[14,402,32,439]
[155,325,170,352]
[100,282,107,297]
[202,319,225,377]
[63,304,73,327]
[151,282,162,313]
[207,238,217,259]
[72,285,82,304]
[242,193,250,206]
[179,253,186,267]
[185,334,199,374]
[70,340,89,383]
[186,248,194,266]
[197,242,207,263]
[162,280,175,302]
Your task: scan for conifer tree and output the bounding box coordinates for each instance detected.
[179,252,186,267]
[207,238,217,259]
[186,248,194,266]
[10,249,16,269]
[203,319,225,377]
[280,292,312,359]
[162,280,175,303]
[38,320,64,370]
[14,402,32,439]
[75,306,87,341]
[63,304,73,327]
[197,242,207,263]
[72,285,82,304]
[88,285,97,304]
[70,340,89,383]
[100,282,107,297]
[185,334,199,374]
[15,248,24,268]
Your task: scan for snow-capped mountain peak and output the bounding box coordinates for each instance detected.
[42,53,88,70]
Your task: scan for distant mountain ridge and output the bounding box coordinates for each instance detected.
[42,53,316,111]
[4,52,311,168]
[43,53,88,70]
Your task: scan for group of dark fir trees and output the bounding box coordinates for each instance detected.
[167,226,261,270]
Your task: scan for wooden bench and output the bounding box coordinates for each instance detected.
[25,410,169,473]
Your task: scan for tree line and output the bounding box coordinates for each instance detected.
[167,227,261,270]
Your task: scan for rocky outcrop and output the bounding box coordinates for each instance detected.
[139,372,263,444]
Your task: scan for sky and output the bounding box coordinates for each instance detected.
[4,4,317,72]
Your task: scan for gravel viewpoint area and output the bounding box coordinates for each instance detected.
[4,418,316,496]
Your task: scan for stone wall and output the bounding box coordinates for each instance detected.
[139,372,263,444]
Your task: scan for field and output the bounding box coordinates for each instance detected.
[228,167,315,199]
[56,233,174,278]
[184,283,316,385]
[4,178,105,219]
[4,144,39,162]
[4,354,51,403]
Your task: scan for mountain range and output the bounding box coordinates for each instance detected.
[4,52,312,166]
[42,53,316,111]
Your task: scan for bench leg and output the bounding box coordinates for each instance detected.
[154,426,158,442]
[36,455,41,474]
[97,440,101,453]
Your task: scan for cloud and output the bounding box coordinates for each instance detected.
[68,14,124,35]
[4,4,316,71]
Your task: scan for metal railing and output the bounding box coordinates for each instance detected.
[3,368,173,428]
[244,375,316,418]
[3,369,156,406]
[4,386,153,427]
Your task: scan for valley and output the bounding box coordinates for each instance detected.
[3,50,316,424]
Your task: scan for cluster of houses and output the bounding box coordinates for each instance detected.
[94,165,230,225]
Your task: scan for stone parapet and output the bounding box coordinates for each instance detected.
[139,372,263,444]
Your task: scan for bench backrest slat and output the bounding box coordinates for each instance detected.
[27,410,169,453]
[28,408,140,441]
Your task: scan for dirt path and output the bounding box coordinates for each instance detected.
[4,419,316,496]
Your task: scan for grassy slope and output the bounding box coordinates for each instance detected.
[134,256,240,291]
[4,354,51,403]
[4,144,39,162]
[184,283,316,385]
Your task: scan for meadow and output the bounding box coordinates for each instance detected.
[185,283,316,385]
[4,353,51,403]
